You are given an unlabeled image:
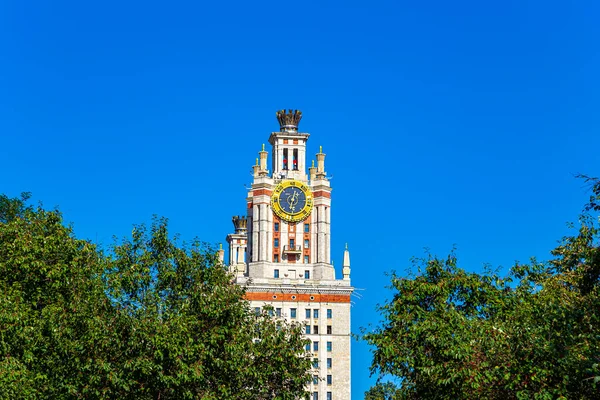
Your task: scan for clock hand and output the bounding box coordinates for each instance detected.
[287,191,299,212]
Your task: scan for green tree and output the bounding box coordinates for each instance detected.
[0,195,312,399]
[364,381,400,400]
[363,178,600,400]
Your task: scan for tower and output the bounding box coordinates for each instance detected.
[226,110,353,400]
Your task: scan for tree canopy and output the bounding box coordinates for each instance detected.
[364,177,600,400]
[0,194,312,399]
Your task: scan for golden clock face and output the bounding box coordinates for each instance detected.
[271,180,313,222]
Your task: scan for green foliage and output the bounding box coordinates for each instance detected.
[0,195,312,399]
[364,177,600,399]
[364,381,400,400]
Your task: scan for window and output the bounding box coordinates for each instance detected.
[274,222,279,232]
[312,392,318,400]
[283,149,289,170]
[274,269,279,278]
[305,325,311,334]
[313,341,319,351]
[274,254,279,263]
[274,238,279,248]
[290,308,297,318]
[327,358,332,369]
[314,325,319,334]
[304,223,310,233]
[304,239,310,249]
[305,270,310,279]
[327,375,332,385]
[313,375,318,385]
[304,255,309,264]
[313,358,319,369]
[254,307,260,315]
[314,309,319,319]
[327,325,332,334]
[327,341,332,352]
[276,308,282,317]
[327,309,332,319]
[306,343,311,352]
[293,149,299,170]
[327,392,332,400]
[290,239,295,248]
[306,309,311,319]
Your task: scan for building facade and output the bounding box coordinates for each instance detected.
[224,110,353,400]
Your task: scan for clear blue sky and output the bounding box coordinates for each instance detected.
[1,0,599,397]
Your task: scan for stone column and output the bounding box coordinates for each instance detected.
[252,205,259,262]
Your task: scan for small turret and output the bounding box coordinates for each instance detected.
[309,160,317,181]
[217,243,225,263]
[342,243,351,280]
[227,216,248,276]
[259,144,268,176]
[316,146,327,179]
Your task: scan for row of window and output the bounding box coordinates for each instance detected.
[274,222,310,233]
[273,255,311,263]
[306,309,333,319]
[254,307,333,320]
[254,307,333,332]
[273,238,310,249]
[312,357,333,369]
[306,341,333,352]
[274,269,312,278]
[281,149,299,171]
[312,391,333,400]
[289,308,332,319]
[306,325,333,335]
[312,375,333,385]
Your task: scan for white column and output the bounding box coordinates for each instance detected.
[299,145,306,178]
[317,206,326,263]
[252,205,259,262]
[267,205,273,260]
[311,210,317,264]
[236,241,244,264]
[325,206,331,263]
[228,241,235,265]
[281,220,288,264]
[259,204,267,261]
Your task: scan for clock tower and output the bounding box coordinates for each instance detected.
[225,110,353,400]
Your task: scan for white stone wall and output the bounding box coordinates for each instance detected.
[248,295,351,400]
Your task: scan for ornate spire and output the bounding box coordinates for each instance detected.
[343,244,351,280]
[276,109,302,132]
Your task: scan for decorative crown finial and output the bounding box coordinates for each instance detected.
[232,216,248,233]
[276,109,302,132]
